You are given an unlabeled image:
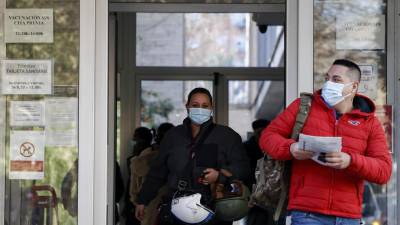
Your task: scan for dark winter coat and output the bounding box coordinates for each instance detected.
[136,118,250,205]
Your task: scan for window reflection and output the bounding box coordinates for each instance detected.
[136,13,284,67]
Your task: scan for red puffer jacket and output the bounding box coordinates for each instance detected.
[259,90,392,218]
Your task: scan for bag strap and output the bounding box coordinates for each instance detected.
[177,123,215,191]
[291,92,313,140]
[273,92,312,221]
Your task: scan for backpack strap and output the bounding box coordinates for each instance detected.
[290,92,313,140]
[177,123,215,191]
[273,92,312,221]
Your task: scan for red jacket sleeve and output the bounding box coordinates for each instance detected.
[345,117,392,184]
[259,98,300,160]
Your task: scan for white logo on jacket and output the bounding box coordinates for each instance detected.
[348,120,361,126]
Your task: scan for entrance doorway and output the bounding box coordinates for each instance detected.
[111,5,286,225]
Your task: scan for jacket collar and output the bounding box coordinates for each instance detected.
[314,90,375,118]
[183,117,214,142]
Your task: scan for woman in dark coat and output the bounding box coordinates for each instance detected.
[135,87,250,225]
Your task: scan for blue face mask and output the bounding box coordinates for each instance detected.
[188,108,212,125]
[321,81,354,107]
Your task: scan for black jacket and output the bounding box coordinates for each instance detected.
[136,118,250,205]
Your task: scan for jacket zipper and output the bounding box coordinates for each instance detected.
[328,114,340,211]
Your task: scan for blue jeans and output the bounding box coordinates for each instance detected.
[291,210,361,225]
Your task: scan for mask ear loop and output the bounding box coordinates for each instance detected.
[342,82,357,98]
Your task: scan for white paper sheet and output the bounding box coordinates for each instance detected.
[9,130,45,180]
[1,59,53,95]
[5,9,53,43]
[10,101,45,126]
[45,97,78,147]
[298,133,342,165]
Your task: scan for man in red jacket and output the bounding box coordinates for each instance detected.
[259,59,392,225]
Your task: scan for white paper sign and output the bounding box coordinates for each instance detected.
[358,64,377,101]
[9,130,45,180]
[45,97,78,147]
[336,15,385,50]
[5,9,53,43]
[1,59,53,95]
[10,101,45,127]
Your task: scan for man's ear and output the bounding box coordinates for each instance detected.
[353,81,359,93]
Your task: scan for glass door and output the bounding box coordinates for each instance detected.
[1,0,80,225]
[117,9,286,225]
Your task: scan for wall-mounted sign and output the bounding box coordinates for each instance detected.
[9,130,45,180]
[45,97,78,147]
[5,9,53,43]
[358,64,377,101]
[10,101,45,127]
[336,15,385,50]
[1,59,53,95]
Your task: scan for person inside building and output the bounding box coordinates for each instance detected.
[152,122,174,151]
[123,127,154,225]
[259,59,392,225]
[129,122,175,225]
[134,87,250,225]
[243,119,276,225]
[243,119,270,190]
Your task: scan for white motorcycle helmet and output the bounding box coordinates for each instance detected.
[171,192,214,224]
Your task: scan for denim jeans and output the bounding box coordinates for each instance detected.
[290,210,361,225]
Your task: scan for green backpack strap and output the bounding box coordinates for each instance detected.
[290,92,313,140]
[273,92,312,222]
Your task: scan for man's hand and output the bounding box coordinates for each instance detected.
[324,152,351,169]
[290,142,315,160]
[135,204,145,221]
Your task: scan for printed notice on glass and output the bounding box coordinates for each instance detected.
[45,97,77,147]
[9,130,45,180]
[298,134,342,166]
[5,9,53,43]
[1,59,52,95]
[10,101,45,127]
[358,65,377,101]
[336,15,385,50]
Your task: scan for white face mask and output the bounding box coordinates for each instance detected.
[188,108,212,125]
[321,81,354,107]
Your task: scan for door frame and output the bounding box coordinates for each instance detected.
[395,0,400,222]
[79,0,109,225]
[81,1,304,225]
[116,7,289,225]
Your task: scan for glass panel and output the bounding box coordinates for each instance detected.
[140,80,213,127]
[136,13,285,67]
[313,1,395,225]
[228,80,284,140]
[111,0,285,3]
[2,1,80,225]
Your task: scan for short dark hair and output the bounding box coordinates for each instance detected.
[333,59,361,81]
[155,122,175,144]
[187,87,213,104]
[157,122,174,135]
[133,127,153,145]
[252,119,270,131]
